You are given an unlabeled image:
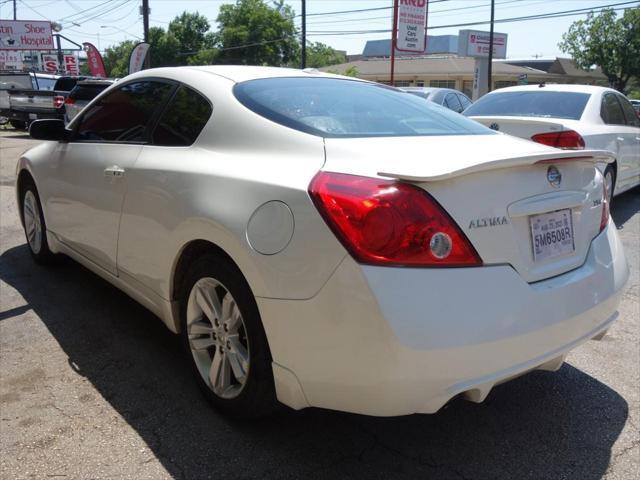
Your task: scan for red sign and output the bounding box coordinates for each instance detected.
[41,53,58,72]
[64,54,78,75]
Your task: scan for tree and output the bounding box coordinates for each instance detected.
[148,26,180,68]
[214,0,298,66]
[168,11,216,64]
[303,42,346,68]
[102,39,136,77]
[559,8,640,92]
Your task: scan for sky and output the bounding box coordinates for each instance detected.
[1,0,638,59]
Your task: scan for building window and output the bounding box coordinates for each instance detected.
[394,80,411,87]
[494,81,517,90]
[415,80,425,87]
[462,80,473,98]
[430,80,455,89]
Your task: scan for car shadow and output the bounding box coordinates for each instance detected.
[0,243,631,480]
[611,186,639,229]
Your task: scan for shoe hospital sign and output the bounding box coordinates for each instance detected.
[0,20,54,50]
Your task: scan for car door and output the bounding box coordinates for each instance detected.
[45,80,176,275]
[600,92,637,190]
[117,84,213,296]
[615,93,640,190]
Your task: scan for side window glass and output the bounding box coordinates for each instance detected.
[616,95,640,127]
[601,93,626,125]
[151,86,212,146]
[458,94,472,111]
[445,93,462,113]
[75,81,174,143]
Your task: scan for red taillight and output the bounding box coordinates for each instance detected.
[53,95,65,109]
[531,130,585,150]
[64,97,75,105]
[308,172,482,267]
[600,178,610,232]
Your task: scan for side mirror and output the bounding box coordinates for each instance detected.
[29,119,69,142]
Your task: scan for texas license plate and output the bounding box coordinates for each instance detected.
[28,113,37,120]
[530,209,575,262]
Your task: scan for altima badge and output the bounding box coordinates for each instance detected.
[547,166,562,187]
[469,216,508,229]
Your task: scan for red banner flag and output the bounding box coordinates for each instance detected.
[82,42,107,78]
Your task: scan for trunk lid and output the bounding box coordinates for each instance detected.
[468,116,572,142]
[323,134,612,283]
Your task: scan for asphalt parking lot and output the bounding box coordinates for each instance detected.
[1,130,638,480]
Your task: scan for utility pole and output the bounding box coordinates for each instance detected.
[142,0,150,43]
[390,0,399,86]
[487,0,495,92]
[142,0,150,68]
[301,0,306,69]
[13,0,17,20]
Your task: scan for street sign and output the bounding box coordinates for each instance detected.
[458,29,508,59]
[0,20,54,50]
[518,73,528,85]
[396,0,429,52]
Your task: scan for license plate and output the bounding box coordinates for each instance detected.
[28,113,37,120]
[530,209,575,262]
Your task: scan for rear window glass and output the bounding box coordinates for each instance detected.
[33,76,57,90]
[234,78,492,138]
[54,77,82,91]
[70,84,110,101]
[464,91,590,120]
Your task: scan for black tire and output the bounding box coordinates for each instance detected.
[20,180,56,264]
[9,120,27,130]
[604,165,616,205]
[179,254,277,418]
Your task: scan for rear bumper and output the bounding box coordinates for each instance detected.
[258,221,629,416]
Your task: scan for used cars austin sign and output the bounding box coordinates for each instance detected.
[395,0,428,53]
[0,20,54,50]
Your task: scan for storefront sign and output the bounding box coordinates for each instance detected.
[0,20,54,50]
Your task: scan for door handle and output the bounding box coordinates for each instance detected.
[104,166,125,178]
[616,137,624,142]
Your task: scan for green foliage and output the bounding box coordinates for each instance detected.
[559,8,640,93]
[102,39,136,77]
[100,1,347,75]
[304,42,346,68]
[214,0,298,65]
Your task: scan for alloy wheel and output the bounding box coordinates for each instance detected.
[186,277,250,399]
[23,190,42,254]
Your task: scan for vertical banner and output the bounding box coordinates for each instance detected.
[128,42,150,74]
[396,0,429,52]
[83,42,107,77]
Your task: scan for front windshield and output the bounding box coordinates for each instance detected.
[464,90,590,120]
[233,77,493,138]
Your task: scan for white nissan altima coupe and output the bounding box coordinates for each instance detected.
[18,66,629,418]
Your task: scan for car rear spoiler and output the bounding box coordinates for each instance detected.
[377,150,615,182]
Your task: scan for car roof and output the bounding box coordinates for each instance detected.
[76,79,116,86]
[128,65,364,84]
[401,87,458,94]
[483,84,617,95]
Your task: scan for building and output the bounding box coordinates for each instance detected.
[322,36,607,97]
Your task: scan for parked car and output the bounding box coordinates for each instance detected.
[1,73,87,129]
[400,87,473,113]
[19,67,628,418]
[1,71,42,129]
[630,99,640,117]
[464,84,640,203]
[64,79,116,123]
